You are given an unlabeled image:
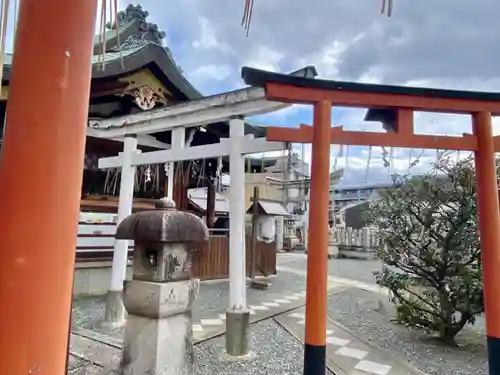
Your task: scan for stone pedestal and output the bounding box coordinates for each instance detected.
[113,198,208,375]
[120,278,200,375]
[225,310,251,357]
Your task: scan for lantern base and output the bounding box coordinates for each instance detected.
[225,310,251,357]
[121,312,195,375]
[120,279,199,375]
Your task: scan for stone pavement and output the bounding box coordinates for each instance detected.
[276,306,424,375]
[69,303,425,375]
[68,254,427,374]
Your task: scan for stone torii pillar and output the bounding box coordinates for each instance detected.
[226,117,251,358]
[0,0,98,374]
[104,127,188,325]
[104,134,139,325]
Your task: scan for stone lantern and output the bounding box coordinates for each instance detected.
[115,197,208,375]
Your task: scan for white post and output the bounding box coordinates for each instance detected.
[104,134,138,326]
[166,127,186,200]
[276,216,284,252]
[347,227,353,247]
[303,191,309,252]
[225,117,251,358]
[166,163,174,198]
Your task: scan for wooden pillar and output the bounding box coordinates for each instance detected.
[473,112,500,375]
[173,162,189,211]
[206,178,216,228]
[303,100,331,375]
[0,0,98,374]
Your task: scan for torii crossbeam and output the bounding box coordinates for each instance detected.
[241,66,500,375]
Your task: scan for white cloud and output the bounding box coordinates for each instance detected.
[189,64,232,82]
[255,105,309,124]
[244,45,284,73]
[192,17,231,53]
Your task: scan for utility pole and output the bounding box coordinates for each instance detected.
[283,142,292,210]
[250,186,267,289]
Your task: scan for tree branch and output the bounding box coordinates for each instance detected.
[389,288,444,321]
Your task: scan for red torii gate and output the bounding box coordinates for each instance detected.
[0,1,97,374]
[242,66,500,375]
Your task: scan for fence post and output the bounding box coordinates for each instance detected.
[363,228,370,249]
[346,227,353,247]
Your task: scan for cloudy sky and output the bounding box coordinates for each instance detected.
[8,0,500,186]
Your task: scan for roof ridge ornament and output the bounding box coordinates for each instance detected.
[107,4,167,49]
[106,4,149,29]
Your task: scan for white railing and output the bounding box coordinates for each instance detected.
[77,212,133,256]
[330,226,379,259]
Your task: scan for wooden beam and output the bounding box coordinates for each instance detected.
[206,180,216,228]
[266,125,314,143]
[266,124,478,151]
[394,108,413,135]
[265,82,500,115]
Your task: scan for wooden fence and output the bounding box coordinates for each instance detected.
[77,212,130,259]
[190,236,277,280]
[76,212,277,279]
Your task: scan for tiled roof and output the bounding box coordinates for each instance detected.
[90,45,145,64]
[2,44,145,67]
[188,188,230,213]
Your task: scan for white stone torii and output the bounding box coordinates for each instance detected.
[95,85,291,357]
[88,85,291,138]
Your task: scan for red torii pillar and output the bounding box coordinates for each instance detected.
[303,100,331,374]
[474,112,500,375]
[0,1,98,374]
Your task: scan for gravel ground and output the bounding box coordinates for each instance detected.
[71,271,308,338]
[193,271,307,312]
[195,319,334,375]
[327,288,488,375]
